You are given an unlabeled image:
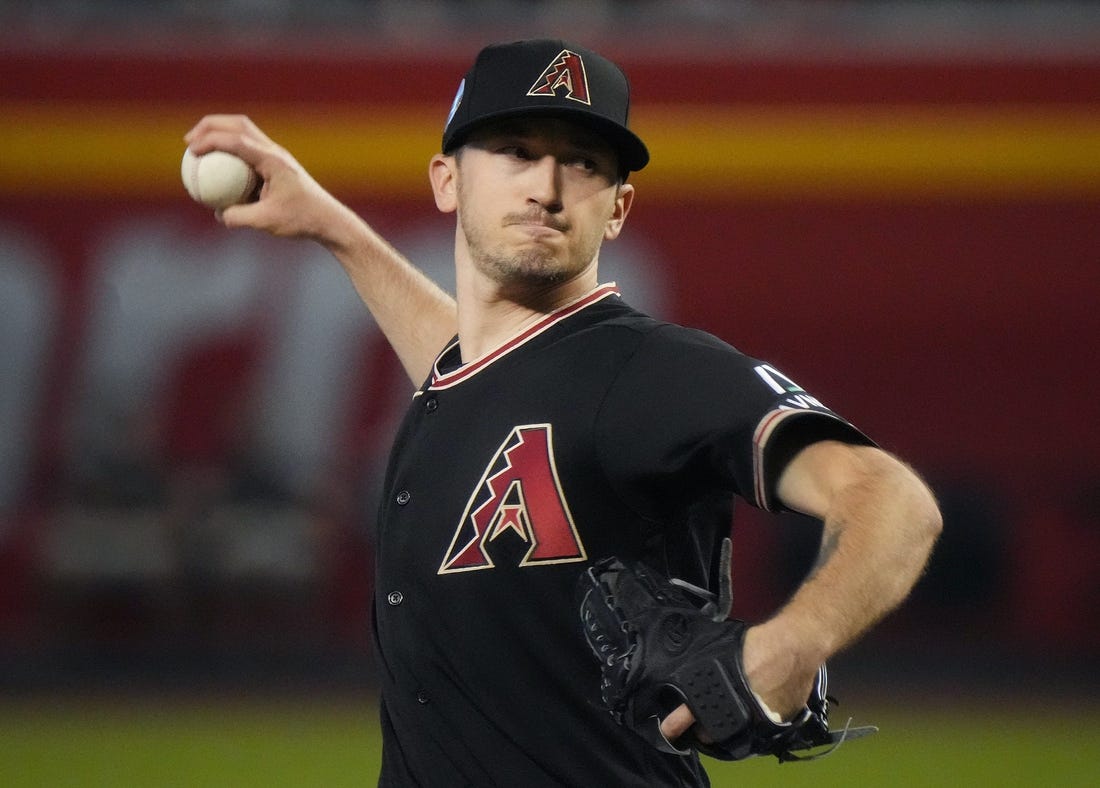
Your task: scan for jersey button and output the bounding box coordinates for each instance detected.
[396,490,411,505]
[425,397,439,412]
[416,690,430,705]
[386,591,403,606]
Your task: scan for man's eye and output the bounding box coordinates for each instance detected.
[568,156,601,174]
[501,146,532,160]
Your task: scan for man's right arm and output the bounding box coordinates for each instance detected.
[184,114,457,386]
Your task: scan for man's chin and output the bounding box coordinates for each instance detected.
[482,250,567,283]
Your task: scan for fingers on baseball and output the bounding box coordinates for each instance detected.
[185,115,279,174]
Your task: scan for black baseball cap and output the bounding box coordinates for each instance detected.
[442,39,649,173]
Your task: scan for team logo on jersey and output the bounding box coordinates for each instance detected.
[439,424,586,574]
[527,50,591,105]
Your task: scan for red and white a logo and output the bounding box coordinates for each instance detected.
[438,424,587,574]
[527,49,591,105]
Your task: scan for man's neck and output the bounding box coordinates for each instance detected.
[454,266,599,363]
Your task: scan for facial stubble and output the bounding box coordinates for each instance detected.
[457,180,610,288]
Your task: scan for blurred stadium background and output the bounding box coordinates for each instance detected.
[1,1,1099,785]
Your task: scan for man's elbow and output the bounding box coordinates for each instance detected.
[861,448,943,567]
[897,462,944,564]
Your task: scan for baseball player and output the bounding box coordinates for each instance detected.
[186,39,941,787]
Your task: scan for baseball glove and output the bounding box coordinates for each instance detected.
[577,541,877,762]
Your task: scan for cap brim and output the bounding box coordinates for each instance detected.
[443,106,649,172]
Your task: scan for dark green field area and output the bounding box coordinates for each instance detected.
[1,695,1097,787]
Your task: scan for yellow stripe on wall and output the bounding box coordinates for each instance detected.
[635,105,1100,198]
[2,103,1099,199]
[0,104,442,199]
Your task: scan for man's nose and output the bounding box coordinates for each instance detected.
[526,155,563,212]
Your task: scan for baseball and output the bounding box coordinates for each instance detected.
[180,148,260,209]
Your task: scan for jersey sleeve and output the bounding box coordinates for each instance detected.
[595,324,874,520]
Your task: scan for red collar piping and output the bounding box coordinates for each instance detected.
[429,283,621,390]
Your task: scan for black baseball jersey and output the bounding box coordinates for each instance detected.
[373,284,872,787]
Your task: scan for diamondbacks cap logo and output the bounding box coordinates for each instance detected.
[527,49,591,105]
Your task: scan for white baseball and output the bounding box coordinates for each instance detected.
[181,148,259,209]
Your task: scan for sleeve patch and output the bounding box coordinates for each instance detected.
[753,363,829,411]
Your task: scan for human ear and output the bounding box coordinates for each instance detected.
[604,182,635,240]
[429,153,458,213]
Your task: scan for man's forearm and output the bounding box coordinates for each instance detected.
[185,114,459,386]
[747,444,942,716]
[785,451,938,654]
[323,202,458,386]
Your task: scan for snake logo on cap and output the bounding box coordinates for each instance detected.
[526,49,591,105]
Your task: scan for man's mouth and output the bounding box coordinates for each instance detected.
[506,212,568,234]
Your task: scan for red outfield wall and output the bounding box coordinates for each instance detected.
[1,46,1098,654]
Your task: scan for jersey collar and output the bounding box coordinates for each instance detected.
[428,283,621,391]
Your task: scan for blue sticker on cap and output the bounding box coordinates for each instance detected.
[445,78,465,129]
